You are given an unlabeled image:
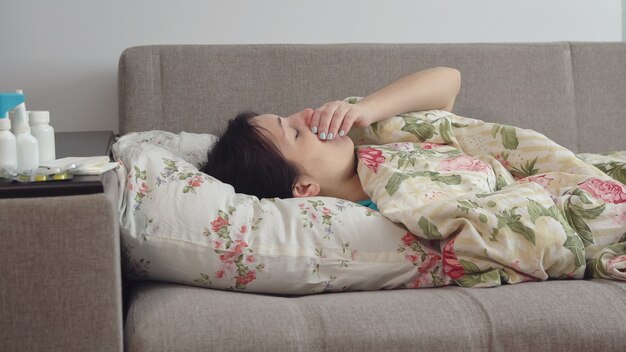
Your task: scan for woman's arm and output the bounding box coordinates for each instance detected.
[309,67,461,140]
[358,66,461,120]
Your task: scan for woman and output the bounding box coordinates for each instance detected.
[201,67,462,202]
[202,68,626,284]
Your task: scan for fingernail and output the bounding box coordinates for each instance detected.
[327,132,334,140]
[311,126,318,134]
[319,132,326,140]
[339,130,345,137]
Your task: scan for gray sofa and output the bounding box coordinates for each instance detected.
[2,42,626,351]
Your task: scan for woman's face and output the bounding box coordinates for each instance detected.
[253,108,356,196]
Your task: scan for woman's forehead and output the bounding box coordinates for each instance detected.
[253,114,286,143]
[253,114,279,132]
[255,113,276,121]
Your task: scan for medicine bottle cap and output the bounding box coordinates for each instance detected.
[29,111,50,124]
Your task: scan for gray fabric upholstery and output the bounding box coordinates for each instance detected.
[119,43,626,352]
[0,183,123,352]
[126,281,626,352]
[117,42,626,153]
[119,43,582,151]
[570,42,626,152]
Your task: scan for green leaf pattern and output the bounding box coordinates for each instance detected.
[130,166,150,211]
[355,108,626,287]
[119,104,626,293]
[492,124,519,150]
[298,200,341,240]
[157,158,213,193]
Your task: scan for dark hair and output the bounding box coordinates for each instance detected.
[200,111,302,199]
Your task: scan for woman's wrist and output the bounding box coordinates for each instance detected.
[355,99,380,127]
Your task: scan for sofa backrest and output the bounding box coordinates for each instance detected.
[118,42,626,153]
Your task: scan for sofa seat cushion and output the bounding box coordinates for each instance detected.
[125,280,626,352]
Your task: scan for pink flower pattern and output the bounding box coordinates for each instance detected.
[442,237,465,280]
[298,200,338,239]
[494,152,511,169]
[211,216,229,232]
[397,232,446,288]
[438,155,492,173]
[525,174,554,188]
[419,255,441,274]
[129,166,150,210]
[578,178,626,204]
[204,211,264,290]
[236,271,256,286]
[420,142,445,150]
[187,174,204,188]
[358,147,386,174]
[607,255,626,273]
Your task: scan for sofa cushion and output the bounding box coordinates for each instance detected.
[570,42,626,153]
[119,43,579,151]
[125,280,626,352]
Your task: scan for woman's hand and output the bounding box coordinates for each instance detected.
[308,100,372,140]
[307,67,461,141]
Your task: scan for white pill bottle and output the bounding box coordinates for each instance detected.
[10,90,39,173]
[29,111,56,163]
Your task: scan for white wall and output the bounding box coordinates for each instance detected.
[623,0,626,39]
[0,0,622,133]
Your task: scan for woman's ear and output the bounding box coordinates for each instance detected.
[292,177,321,198]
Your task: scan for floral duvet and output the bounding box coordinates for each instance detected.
[350,107,626,287]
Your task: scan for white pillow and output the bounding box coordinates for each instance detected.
[112,131,451,294]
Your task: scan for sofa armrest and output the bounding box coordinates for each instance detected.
[0,175,123,351]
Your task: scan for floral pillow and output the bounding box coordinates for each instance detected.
[112,132,451,295]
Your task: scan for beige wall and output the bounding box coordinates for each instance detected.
[0,0,622,133]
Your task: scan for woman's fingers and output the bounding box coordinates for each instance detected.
[327,106,352,140]
[312,101,339,140]
[310,102,335,137]
[309,106,322,135]
[318,104,336,140]
[309,101,366,140]
[337,111,357,137]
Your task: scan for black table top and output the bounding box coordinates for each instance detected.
[55,131,115,158]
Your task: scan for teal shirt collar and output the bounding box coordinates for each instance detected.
[356,199,379,211]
